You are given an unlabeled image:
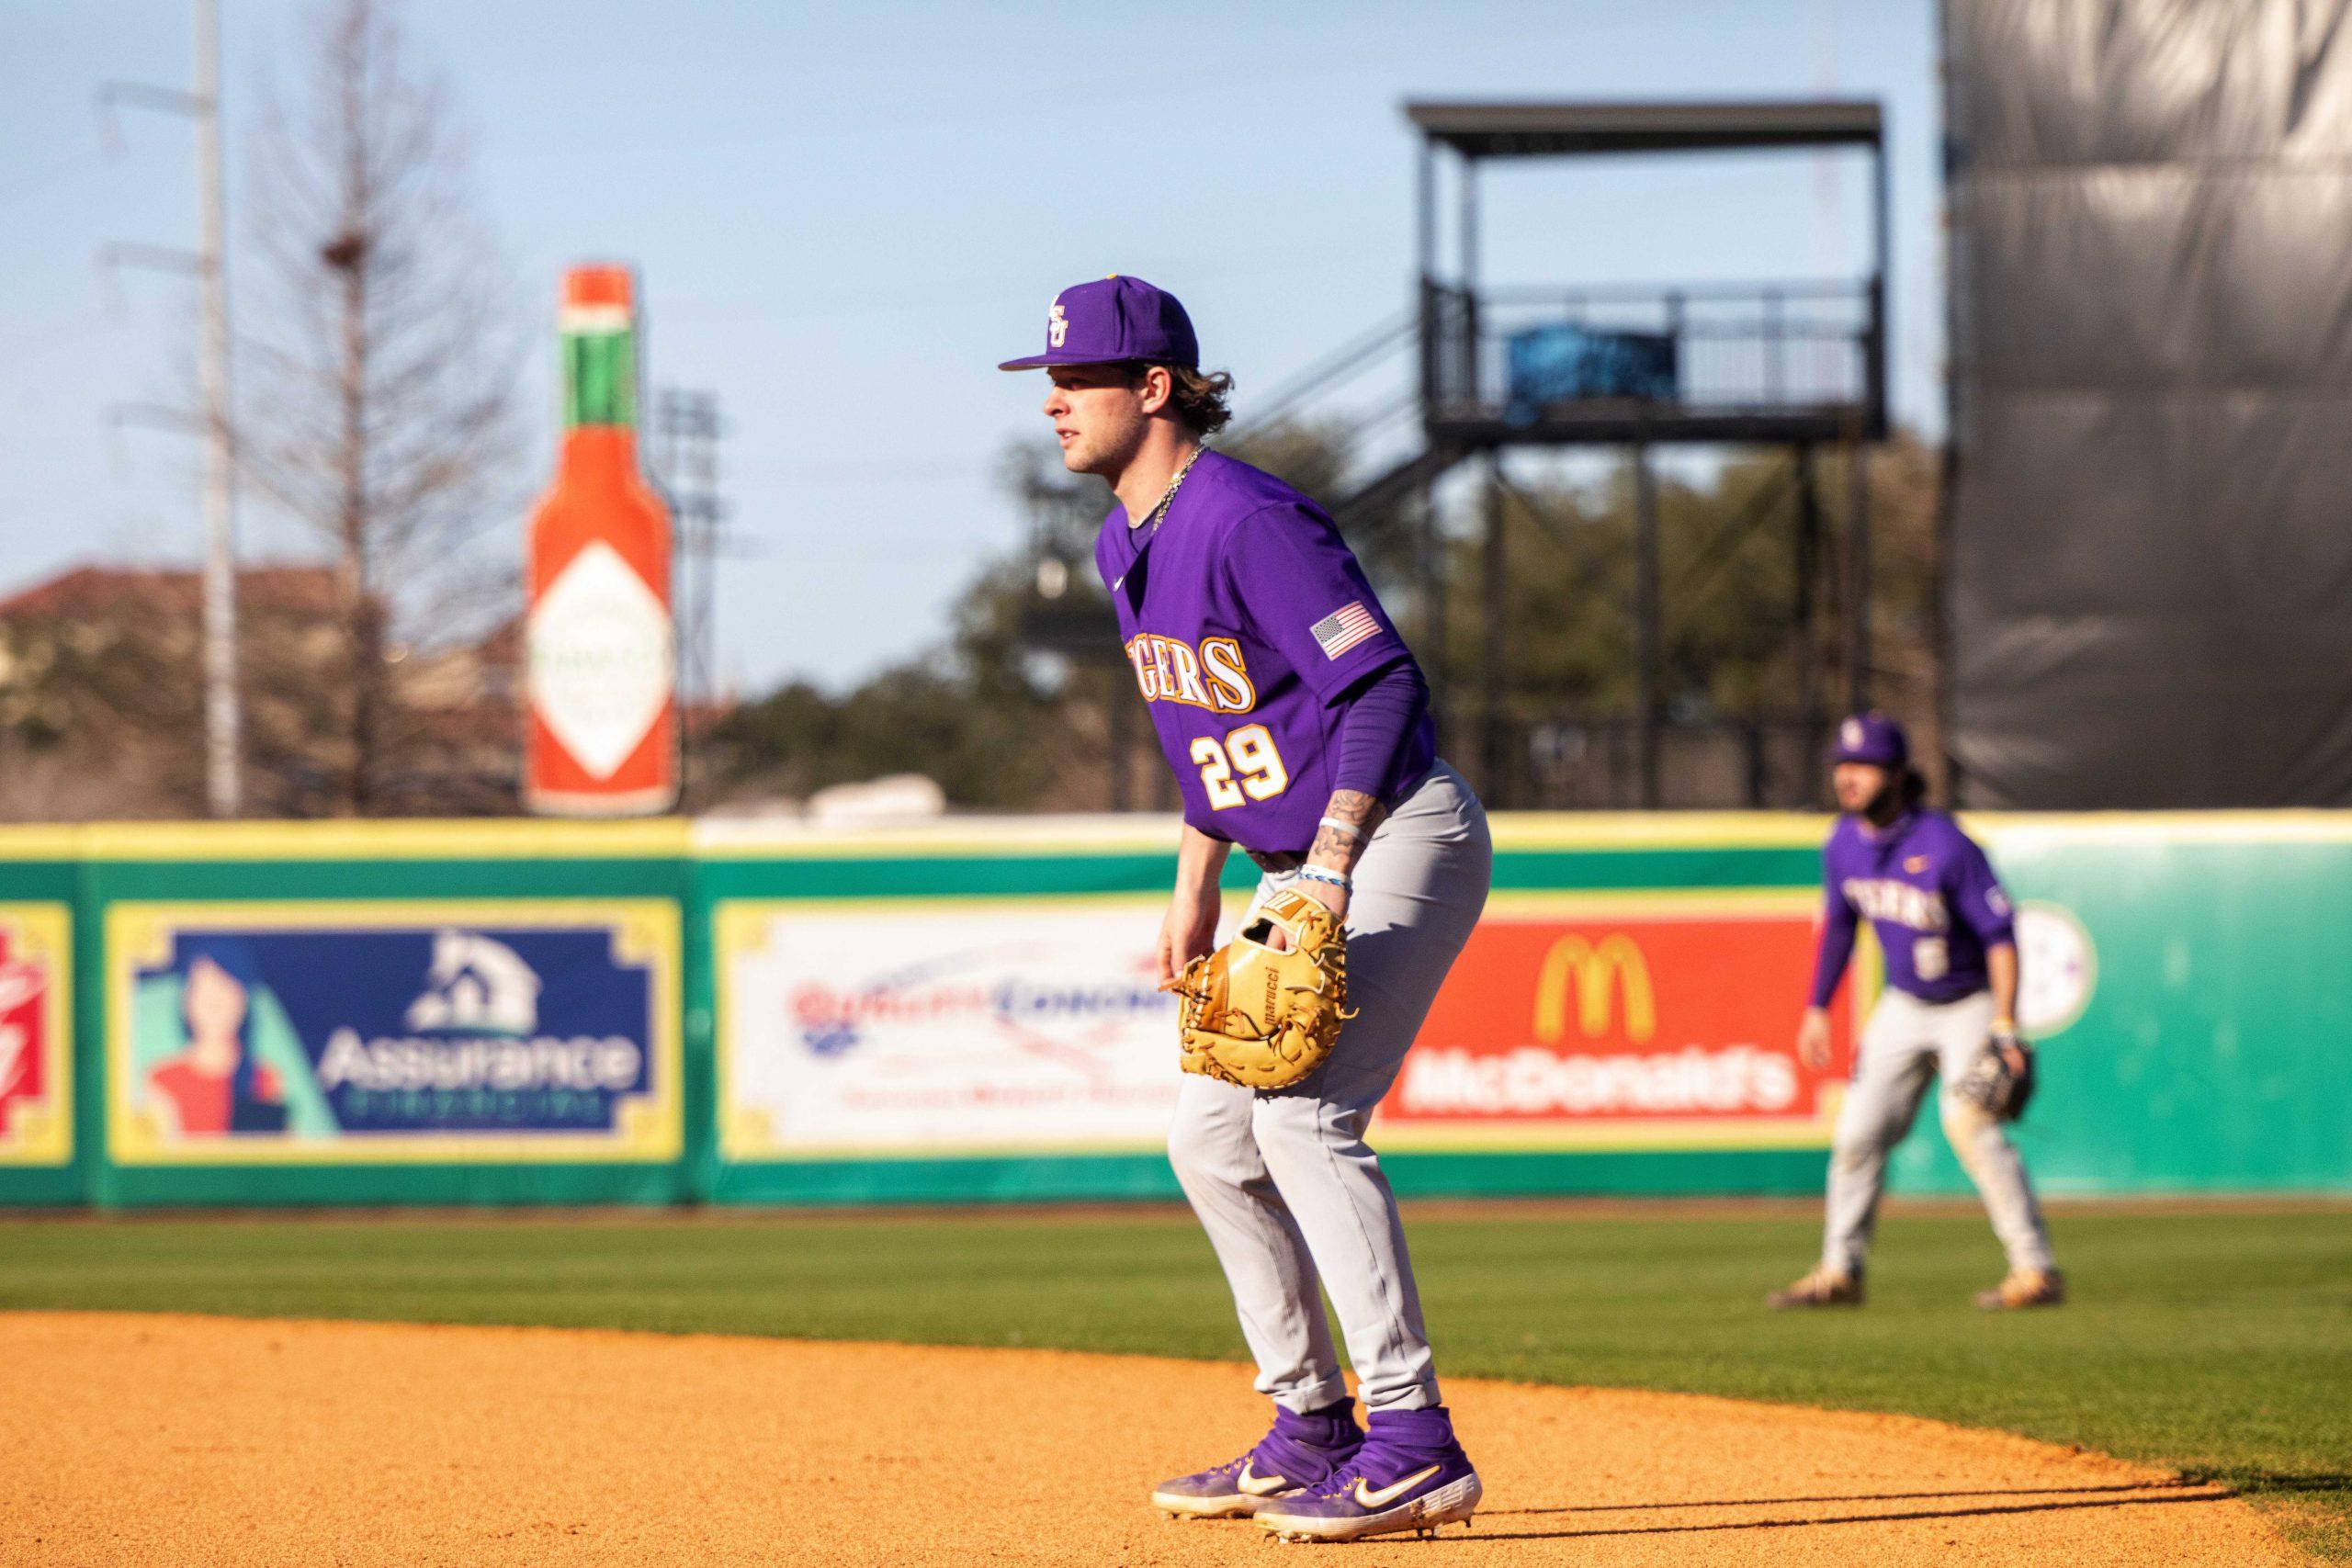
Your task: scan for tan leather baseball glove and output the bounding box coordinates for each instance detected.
[1170,886,1352,1090]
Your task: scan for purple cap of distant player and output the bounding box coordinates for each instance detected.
[998,276,1199,370]
[1832,712,1909,768]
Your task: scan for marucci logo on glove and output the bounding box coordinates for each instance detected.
[1171,888,1353,1090]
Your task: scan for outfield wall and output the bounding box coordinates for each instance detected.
[0,813,2343,1208]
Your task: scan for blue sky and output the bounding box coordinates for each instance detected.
[2,0,1939,694]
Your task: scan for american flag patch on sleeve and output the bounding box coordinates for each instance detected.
[1309,601,1383,660]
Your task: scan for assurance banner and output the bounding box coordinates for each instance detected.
[718,898,1181,1158]
[0,905,71,1166]
[106,901,680,1165]
[1378,893,1860,1149]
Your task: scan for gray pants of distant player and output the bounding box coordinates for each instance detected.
[1823,987,2057,1278]
[1166,761,1491,1416]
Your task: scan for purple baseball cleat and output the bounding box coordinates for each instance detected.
[1151,1402,1363,1520]
[1253,1405,1482,1542]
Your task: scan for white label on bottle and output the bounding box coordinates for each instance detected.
[526,540,673,781]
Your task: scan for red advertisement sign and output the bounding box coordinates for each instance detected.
[0,907,70,1165]
[1381,899,1858,1145]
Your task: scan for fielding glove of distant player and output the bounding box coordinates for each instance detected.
[1171,886,1352,1090]
[1957,1028,2036,1122]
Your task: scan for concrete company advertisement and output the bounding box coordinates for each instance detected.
[719,899,1182,1157]
[1377,894,1860,1149]
[0,905,72,1166]
[107,902,681,1164]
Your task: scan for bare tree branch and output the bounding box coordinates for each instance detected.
[234,0,528,815]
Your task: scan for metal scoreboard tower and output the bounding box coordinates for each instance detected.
[1352,99,1892,808]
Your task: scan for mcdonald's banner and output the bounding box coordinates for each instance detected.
[1379,894,1860,1149]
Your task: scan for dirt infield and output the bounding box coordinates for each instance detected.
[4,1313,2295,1566]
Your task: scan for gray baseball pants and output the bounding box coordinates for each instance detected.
[1822,987,2056,1277]
[1166,761,1491,1415]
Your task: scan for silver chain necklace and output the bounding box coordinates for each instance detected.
[1127,445,1205,539]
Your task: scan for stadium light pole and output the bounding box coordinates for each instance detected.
[101,0,241,817]
[194,0,239,817]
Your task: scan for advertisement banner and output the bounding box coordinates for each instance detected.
[107,901,680,1165]
[1378,893,1861,1149]
[525,265,677,816]
[718,898,1181,1157]
[0,905,71,1166]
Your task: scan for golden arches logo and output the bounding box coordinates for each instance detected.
[1532,934,1656,1043]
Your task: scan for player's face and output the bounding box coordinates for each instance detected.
[1043,364,1149,476]
[1832,761,1889,814]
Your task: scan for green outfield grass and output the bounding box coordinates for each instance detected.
[4,1201,2346,1558]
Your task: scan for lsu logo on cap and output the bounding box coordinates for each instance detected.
[1047,303,1068,348]
[1841,718,1864,750]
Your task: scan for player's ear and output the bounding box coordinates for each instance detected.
[1136,364,1174,416]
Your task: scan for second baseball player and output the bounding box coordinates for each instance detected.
[1770,714,2064,1313]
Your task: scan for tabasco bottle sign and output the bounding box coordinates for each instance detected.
[527,539,674,779]
[524,264,678,815]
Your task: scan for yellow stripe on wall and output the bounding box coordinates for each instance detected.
[0,818,693,863]
[0,808,2340,865]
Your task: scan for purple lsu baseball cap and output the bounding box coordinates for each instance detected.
[998,276,1199,371]
[1832,712,1909,768]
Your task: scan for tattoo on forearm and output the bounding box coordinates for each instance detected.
[1308,790,1381,869]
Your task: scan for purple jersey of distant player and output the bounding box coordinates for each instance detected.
[1809,808,2017,1007]
[1095,451,1433,854]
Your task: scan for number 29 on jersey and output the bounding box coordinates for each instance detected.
[1191,723,1289,809]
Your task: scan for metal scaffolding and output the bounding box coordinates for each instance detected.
[1358,97,1892,808]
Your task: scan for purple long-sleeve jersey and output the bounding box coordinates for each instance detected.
[1095,451,1434,855]
[1809,809,2017,1007]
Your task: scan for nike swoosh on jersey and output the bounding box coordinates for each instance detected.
[1352,1464,1442,1509]
[1237,1461,1289,1496]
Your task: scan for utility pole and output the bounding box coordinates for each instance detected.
[652,389,725,803]
[102,0,240,816]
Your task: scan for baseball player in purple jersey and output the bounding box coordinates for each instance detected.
[1769,713,2064,1312]
[1001,276,1489,1542]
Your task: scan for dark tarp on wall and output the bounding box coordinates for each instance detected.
[1945,0,2352,806]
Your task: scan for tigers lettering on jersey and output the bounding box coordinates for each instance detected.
[1125,634,1257,714]
[1841,877,1948,932]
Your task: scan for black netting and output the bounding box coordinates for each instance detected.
[1947,0,2352,806]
